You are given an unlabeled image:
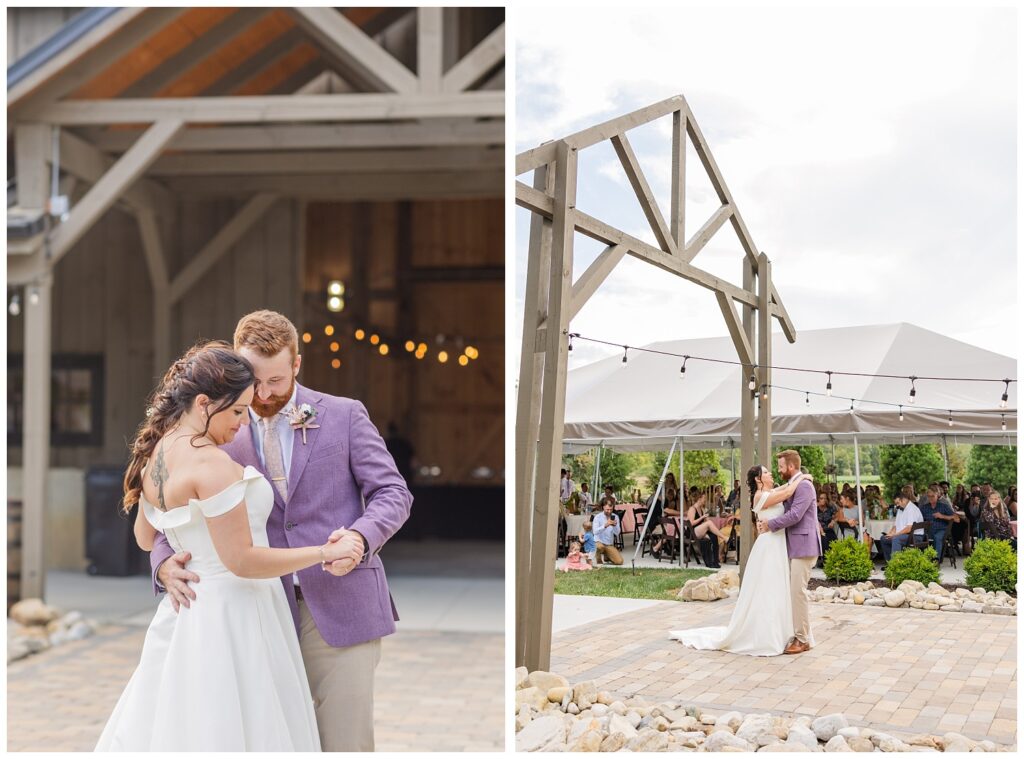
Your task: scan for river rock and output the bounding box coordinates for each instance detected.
[590,704,608,718]
[625,710,642,728]
[851,592,865,605]
[516,714,567,752]
[599,732,627,752]
[985,605,1015,616]
[943,733,976,752]
[716,711,744,731]
[922,602,940,610]
[962,600,985,614]
[848,736,875,752]
[812,714,849,742]
[884,590,906,607]
[573,680,597,709]
[736,714,776,743]
[675,731,706,748]
[547,686,570,703]
[907,734,942,749]
[516,687,548,711]
[527,671,569,693]
[864,598,886,607]
[668,716,702,732]
[704,731,754,752]
[825,735,854,752]
[788,724,821,749]
[940,602,961,612]
[608,713,638,739]
[596,691,613,705]
[837,727,860,739]
[9,599,60,626]
[910,600,925,609]
[570,729,602,752]
[761,743,817,752]
[628,728,669,752]
[899,579,926,591]
[610,700,627,716]
[516,666,529,689]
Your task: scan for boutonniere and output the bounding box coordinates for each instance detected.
[285,403,320,445]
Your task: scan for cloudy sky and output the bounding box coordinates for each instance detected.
[513,5,1017,377]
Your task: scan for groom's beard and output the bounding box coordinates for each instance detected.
[251,376,296,418]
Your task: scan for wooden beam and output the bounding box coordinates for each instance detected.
[136,209,171,375]
[21,272,53,599]
[442,23,505,93]
[7,252,48,286]
[739,257,755,580]
[10,8,186,112]
[79,120,505,152]
[57,130,174,218]
[525,142,576,673]
[611,132,678,255]
[119,9,269,98]
[670,109,686,247]
[48,120,184,265]
[516,141,558,177]
[162,171,502,199]
[146,147,504,176]
[417,8,443,93]
[515,162,554,667]
[168,194,278,304]
[516,181,770,312]
[715,291,754,367]
[569,244,626,322]
[517,95,685,174]
[757,253,773,468]
[15,123,51,210]
[200,28,305,97]
[289,70,334,95]
[683,203,733,262]
[34,92,505,125]
[288,7,418,93]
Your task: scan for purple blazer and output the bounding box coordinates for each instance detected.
[767,478,821,559]
[150,383,413,648]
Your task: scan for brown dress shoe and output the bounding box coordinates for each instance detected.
[784,639,810,655]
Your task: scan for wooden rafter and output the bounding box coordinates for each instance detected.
[611,132,678,256]
[418,8,444,93]
[33,92,504,125]
[442,23,505,93]
[288,7,417,93]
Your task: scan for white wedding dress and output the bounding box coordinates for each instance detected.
[95,466,321,751]
[669,490,794,657]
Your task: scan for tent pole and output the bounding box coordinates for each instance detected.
[853,434,864,542]
[940,435,949,481]
[631,437,678,569]
[593,442,603,498]
[679,439,686,568]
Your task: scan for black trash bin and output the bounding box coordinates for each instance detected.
[85,466,143,576]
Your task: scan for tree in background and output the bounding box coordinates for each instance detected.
[649,449,729,494]
[770,445,827,484]
[563,448,639,498]
[879,444,946,499]
[965,446,1017,492]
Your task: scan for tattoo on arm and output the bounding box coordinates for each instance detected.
[151,447,169,512]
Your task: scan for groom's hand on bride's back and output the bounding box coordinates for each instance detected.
[158,551,200,613]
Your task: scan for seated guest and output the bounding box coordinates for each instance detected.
[919,485,957,556]
[877,494,925,564]
[835,492,861,538]
[686,493,724,568]
[726,479,742,511]
[816,491,839,567]
[980,491,1016,551]
[599,484,617,508]
[1006,486,1017,519]
[592,502,623,565]
[650,487,682,558]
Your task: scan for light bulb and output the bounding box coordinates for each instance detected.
[327,280,344,296]
[28,288,39,305]
[948,412,953,428]
[8,294,21,316]
[621,347,628,364]
[354,329,365,340]
[826,371,832,397]
[405,340,415,352]
[909,378,917,405]
[805,392,810,406]
[1001,380,1010,408]
[1001,415,1007,432]
[899,405,904,422]
[748,373,756,391]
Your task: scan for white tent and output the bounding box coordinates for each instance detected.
[564,323,1017,452]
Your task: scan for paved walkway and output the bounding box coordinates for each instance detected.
[551,595,1016,746]
[7,540,503,752]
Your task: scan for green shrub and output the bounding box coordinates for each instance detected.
[964,539,1017,594]
[884,546,939,588]
[823,537,874,583]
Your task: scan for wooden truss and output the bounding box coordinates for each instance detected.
[7,6,504,600]
[515,95,797,671]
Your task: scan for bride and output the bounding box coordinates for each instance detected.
[96,341,360,751]
[669,465,811,657]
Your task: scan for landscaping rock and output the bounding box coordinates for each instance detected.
[864,598,886,607]
[825,735,854,752]
[715,711,744,730]
[884,590,906,607]
[516,666,529,689]
[9,599,60,626]
[704,731,754,752]
[527,671,569,693]
[570,729,602,752]
[516,687,548,712]
[547,686,570,703]
[962,600,985,614]
[837,727,860,740]
[628,728,669,752]
[516,714,567,752]
[848,736,875,752]
[608,713,637,739]
[788,725,821,749]
[599,732,627,752]
[812,714,849,742]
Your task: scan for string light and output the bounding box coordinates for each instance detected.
[405,340,416,352]
[622,347,628,364]
[805,392,810,406]
[417,342,427,353]
[324,325,334,337]
[301,332,312,344]
[379,344,389,356]
[826,371,832,397]
[354,329,365,340]
[1001,380,1010,409]
[465,346,479,359]
[747,371,756,391]
[899,405,904,422]
[908,377,917,405]
[849,399,855,414]
[568,333,574,352]
[438,351,449,364]
[679,355,689,379]
[327,296,344,312]
[1002,414,1007,432]
[369,334,380,345]
[8,293,20,316]
[329,341,339,352]
[330,358,341,369]
[27,287,39,306]
[458,355,469,366]
[327,280,344,296]
[760,385,769,401]
[948,410,954,427]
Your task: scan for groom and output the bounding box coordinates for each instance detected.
[151,310,413,751]
[756,449,820,655]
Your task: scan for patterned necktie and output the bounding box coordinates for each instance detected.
[263,414,288,502]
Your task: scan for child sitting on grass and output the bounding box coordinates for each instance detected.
[562,540,592,571]
[580,521,596,565]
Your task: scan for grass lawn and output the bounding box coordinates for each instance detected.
[553,567,715,601]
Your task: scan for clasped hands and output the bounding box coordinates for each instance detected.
[159,526,365,613]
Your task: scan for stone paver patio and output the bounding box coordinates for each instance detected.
[551,596,1016,745]
[7,625,503,752]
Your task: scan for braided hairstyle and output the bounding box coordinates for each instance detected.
[122,340,254,512]
[746,464,764,513]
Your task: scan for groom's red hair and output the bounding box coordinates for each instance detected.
[234,310,299,359]
[777,449,802,470]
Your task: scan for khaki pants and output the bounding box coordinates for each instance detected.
[595,542,623,565]
[790,556,817,646]
[299,598,382,752]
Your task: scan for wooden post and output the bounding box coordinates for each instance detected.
[757,253,772,469]
[135,209,171,375]
[22,273,53,600]
[514,162,554,667]
[524,141,576,672]
[739,257,756,578]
